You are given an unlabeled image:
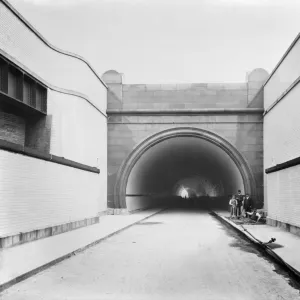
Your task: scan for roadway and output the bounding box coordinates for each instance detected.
[1,209,299,300]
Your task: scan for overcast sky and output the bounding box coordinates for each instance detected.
[8,0,300,84]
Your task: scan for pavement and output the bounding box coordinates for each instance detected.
[0,208,163,292]
[1,209,299,300]
[213,210,300,281]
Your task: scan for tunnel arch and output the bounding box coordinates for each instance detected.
[114,127,257,209]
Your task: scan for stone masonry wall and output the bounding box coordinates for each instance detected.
[0,1,108,238]
[104,69,267,210]
[107,114,263,208]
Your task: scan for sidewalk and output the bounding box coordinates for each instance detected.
[213,210,300,280]
[0,208,163,292]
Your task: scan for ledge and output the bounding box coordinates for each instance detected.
[0,216,100,249]
[265,156,300,174]
[107,108,264,115]
[0,139,100,174]
[263,75,300,117]
[263,32,300,88]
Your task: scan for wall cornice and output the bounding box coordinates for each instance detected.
[107,108,264,115]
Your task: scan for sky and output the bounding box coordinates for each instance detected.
[8,0,300,84]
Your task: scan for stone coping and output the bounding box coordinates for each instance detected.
[265,155,300,174]
[107,108,264,115]
[0,216,100,249]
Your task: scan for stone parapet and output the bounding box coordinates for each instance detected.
[0,215,100,248]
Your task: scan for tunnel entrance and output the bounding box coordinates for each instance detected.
[114,127,256,212]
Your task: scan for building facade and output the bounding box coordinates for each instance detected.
[1,0,300,249]
[0,0,107,247]
[104,69,267,213]
[264,33,300,235]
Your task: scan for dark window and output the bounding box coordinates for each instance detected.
[23,76,36,107]
[0,57,8,93]
[36,85,47,113]
[8,66,23,101]
[0,54,47,115]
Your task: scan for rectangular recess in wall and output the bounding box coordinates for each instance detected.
[8,66,23,101]
[36,85,47,113]
[0,57,8,94]
[0,54,47,115]
[23,75,36,107]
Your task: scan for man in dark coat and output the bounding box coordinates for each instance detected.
[243,194,253,216]
[235,190,243,218]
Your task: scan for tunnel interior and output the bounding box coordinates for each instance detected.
[125,137,244,211]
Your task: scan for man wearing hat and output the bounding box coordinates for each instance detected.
[243,194,253,217]
[235,189,244,219]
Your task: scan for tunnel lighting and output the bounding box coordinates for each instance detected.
[180,188,189,199]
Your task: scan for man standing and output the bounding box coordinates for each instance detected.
[229,195,237,218]
[235,189,243,219]
[243,194,252,217]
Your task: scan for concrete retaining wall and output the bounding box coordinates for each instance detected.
[264,34,300,230]
[0,1,107,241]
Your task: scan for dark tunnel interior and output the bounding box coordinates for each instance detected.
[125,137,244,211]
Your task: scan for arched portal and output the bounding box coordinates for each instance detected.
[114,127,257,210]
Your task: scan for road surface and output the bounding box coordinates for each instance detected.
[1,209,300,300]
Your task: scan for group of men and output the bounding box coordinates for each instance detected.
[229,190,263,222]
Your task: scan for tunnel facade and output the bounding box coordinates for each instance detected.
[115,128,255,211]
[104,69,267,212]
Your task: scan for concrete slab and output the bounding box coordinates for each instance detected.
[213,211,300,280]
[242,224,300,274]
[0,209,163,292]
[2,209,299,300]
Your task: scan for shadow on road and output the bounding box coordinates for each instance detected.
[210,212,300,293]
[136,222,164,226]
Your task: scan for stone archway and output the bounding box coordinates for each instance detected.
[114,127,257,209]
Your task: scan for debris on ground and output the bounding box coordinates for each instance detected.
[226,216,266,225]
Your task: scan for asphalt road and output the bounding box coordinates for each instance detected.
[2,209,300,300]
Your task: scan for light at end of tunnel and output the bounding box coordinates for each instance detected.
[180,188,189,199]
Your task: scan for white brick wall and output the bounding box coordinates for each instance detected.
[266,166,300,228]
[0,150,101,236]
[0,1,107,113]
[0,111,25,145]
[47,90,108,214]
[0,2,108,235]
[264,36,300,110]
[264,37,300,227]
[264,85,300,168]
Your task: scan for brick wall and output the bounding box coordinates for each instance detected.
[264,34,300,228]
[0,1,108,236]
[264,84,300,228]
[0,111,25,145]
[266,166,300,228]
[120,83,249,110]
[0,150,100,236]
